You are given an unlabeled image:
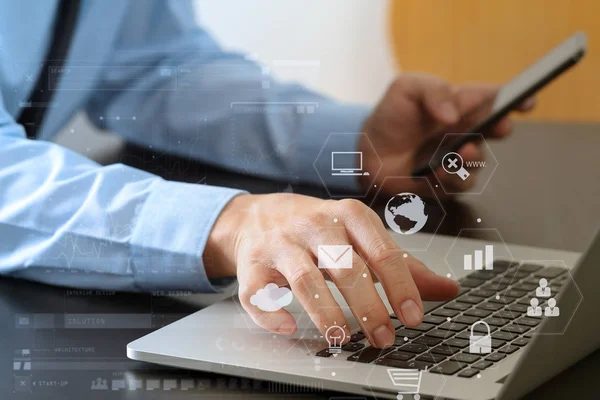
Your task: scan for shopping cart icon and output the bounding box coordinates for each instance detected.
[387,368,422,394]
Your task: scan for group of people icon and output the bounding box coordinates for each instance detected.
[91,378,108,390]
[527,278,560,317]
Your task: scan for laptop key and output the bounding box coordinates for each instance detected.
[468,271,496,280]
[519,263,544,273]
[477,302,504,312]
[472,323,497,333]
[431,345,461,356]
[517,297,533,305]
[375,357,406,367]
[395,329,421,339]
[472,360,493,370]
[445,302,472,311]
[464,308,492,318]
[423,315,446,325]
[413,336,443,347]
[453,353,480,364]
[391,319,403,329]
[425,329,454,339]
[495,310,517,320]
[377,359,433,370]
[493,260,518,271]
[454,315,479,325]
[342,342,365,352]
[398,343,428,354]
[492,331,517,341]
[445,338,470,348]
[456,295,483,305]
[535,267,567,279]
[347,346,393,363]
[439,321,468,332]
[512,337,530,347]
[498,345,520,354]
[458,278,486,288]
[410,322,435,332]
[513,282,538,291]
[484,317,508,327]
[504,324,529,334]
[350,332,365,342]
[432,308,460,318]
[430,360,464,375]
[394,336,410,347]
[458,368,480,378]
[507,304,528,313]
[516,317,540,327]
[504,289,528,298]
[485,353,506,362]
[385,350,415,361]
[481,283,510,291]
[416,352,447,364]
[488,295,517,305]
[455,331,472,340]
[316,348,334,357]
[469,289,495,298]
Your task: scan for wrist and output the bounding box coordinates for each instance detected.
[203,193,250,278]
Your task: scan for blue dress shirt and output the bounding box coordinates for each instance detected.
[0,0,370,292]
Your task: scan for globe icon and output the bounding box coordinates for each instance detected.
[384,193,428,235]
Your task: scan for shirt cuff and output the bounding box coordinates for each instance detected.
[129,179,246,293]
[294,101,371,193]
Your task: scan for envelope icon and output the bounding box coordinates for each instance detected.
[318,245,353,269]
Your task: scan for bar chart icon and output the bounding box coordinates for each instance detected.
[387,368,422,394]
[464,245,494,270]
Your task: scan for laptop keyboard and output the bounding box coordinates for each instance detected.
[315,260,568,378]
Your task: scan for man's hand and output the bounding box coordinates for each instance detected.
[361,73,536,195]
[204,193,459,348]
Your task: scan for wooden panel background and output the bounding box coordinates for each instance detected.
[389,0,599,122]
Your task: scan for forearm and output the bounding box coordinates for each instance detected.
[0,122,243,292]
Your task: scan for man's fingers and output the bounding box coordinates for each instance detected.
[334,200,424,327]
[517,96,536,112]
[405,255,460,301]
[238,268,298,335]
[319,244,395,349]
[277,250,351,344]
[434,142,483,192]
[453,83,498,114]
[489,117,514,138]
[395,73,460,125]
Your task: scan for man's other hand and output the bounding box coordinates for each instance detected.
[361,73,536,196]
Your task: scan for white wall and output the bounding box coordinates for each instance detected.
[194,0,397,105]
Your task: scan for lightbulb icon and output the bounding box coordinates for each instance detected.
[325,325,346,354]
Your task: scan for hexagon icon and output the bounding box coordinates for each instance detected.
[428,133,498,195]
[313,133,382,198]
[364,348,448,400]
[230,280,331,370]
[510,260,582,336]
[369,177,446,252]
[444,228,514,281]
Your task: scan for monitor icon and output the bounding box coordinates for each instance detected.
[331,151,369,176]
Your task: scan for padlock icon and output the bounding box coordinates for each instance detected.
[469,321,492,354]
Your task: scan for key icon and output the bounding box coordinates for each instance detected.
[442,152,470,181]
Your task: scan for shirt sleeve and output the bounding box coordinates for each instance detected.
[0,91,244,293]
[84,0,371,192]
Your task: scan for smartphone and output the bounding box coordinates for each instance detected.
[412,31,587,177]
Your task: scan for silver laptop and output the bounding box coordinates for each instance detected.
[127,230,599,399]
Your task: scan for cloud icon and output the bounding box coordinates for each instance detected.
[250,283,293,312]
